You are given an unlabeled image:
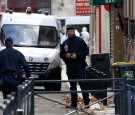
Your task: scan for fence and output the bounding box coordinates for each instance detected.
[0,78,34,115]
[0,93,17,115]
[34,78,124,114]
[1,68,135,115]
[34,67,135,115]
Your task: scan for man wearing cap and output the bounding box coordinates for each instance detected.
[60,25,90,109]
[0,38,31,100]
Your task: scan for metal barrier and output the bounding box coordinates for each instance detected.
[0,93,17,115]
[34,66,135,115]
[118,85,135,115]
[34,77,125,115]
[1,67,135,115]
[17,78,34,115]
[0,78,34,115]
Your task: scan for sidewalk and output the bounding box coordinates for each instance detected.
[35,83,115,115]
[35,61,115,115]
[61,60,115,114]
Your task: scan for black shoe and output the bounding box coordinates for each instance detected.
[65,103,77,109]
[85,106,90,109]
[84,104,90,109]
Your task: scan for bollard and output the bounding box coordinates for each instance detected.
[115,81,121,115]
[114,81,125,115]
[126,85,132,115]
[132,86,135,115]
[29,77,35,115]
[119,79,127,115]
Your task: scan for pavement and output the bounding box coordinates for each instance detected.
[35,83,115,115]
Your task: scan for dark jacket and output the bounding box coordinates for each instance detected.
[0,47,31,77]
[60,35,89,66]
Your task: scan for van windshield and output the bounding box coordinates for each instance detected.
[2,25,58,47]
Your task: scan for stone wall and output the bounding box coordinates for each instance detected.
[51,0,76,16]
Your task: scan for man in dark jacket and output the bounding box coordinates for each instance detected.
[60,25,90,109]
[0,38,31,100]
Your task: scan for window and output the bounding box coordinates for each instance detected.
[33,0,51,8]
[16,0,30,7]
[129,20,133,38]
[7,0,12,8]
[7,0,51,14]
[123,18,128,37]
[2,25,58,47]
[38,26,57,46]
[132,20,135,39]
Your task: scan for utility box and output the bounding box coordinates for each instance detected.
[112,62,135,86]
[112,62,135,115]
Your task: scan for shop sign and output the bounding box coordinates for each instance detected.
[89,0,123,6]
[76,0,91,15]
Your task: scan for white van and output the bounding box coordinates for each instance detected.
[57,16,90,44]
[0,10,62,91]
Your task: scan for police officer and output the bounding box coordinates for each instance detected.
[60,25,90,108]
[0,38,31,100]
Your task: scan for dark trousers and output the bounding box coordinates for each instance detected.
[66,64,90,105]
[2,76,19,102]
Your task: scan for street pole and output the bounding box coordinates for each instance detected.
[89,5,95,57]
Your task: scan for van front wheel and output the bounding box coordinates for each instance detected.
[44,67,62,91]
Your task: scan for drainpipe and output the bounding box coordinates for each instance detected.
[90,5,95,55]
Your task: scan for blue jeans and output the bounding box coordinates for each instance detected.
[66,64,90,105]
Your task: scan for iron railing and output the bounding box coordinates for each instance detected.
[1,67,135,115]
[0,78,34,115]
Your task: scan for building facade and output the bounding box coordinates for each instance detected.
[0,0,7,12]
[4,0,76,16]
[0,0,91,17]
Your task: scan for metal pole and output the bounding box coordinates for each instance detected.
[114,81,121,115]
[132,86,135,114]
[126,85,132,115]
[29,77,35,115]
[122,75,127,115]
[89,5,95,55]
[17,85,22,109]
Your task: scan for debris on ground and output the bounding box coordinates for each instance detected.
[64,96,115,114]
